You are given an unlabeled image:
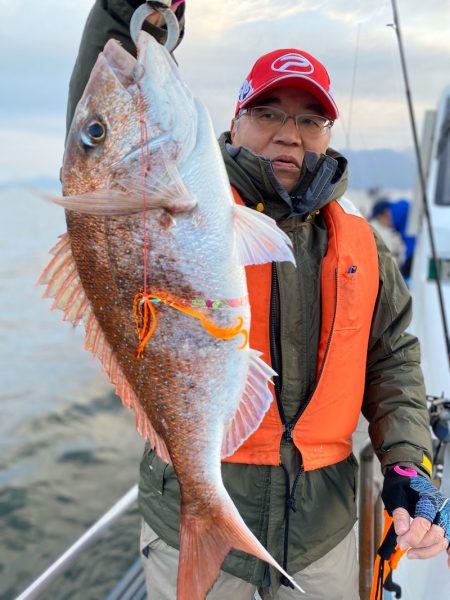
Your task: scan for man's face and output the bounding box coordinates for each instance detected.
[230,87,331,193]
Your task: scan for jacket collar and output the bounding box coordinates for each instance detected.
[218,132,348,219]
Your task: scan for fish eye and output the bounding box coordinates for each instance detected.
[81,119,107,147]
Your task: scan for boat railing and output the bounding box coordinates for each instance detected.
[358,439,383,600]
[16,485,139,600]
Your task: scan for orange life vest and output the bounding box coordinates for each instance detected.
[224,187,379,471]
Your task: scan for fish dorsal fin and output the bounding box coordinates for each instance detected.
[233,204,295,266]
[38,234,171,464]
[221,350,276,458]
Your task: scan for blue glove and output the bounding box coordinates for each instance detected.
[382,465,450,559]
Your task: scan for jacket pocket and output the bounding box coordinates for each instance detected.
[336,270,361,330]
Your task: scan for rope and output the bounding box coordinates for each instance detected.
[133,292,248,358]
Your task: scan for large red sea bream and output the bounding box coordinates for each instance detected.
[39,12,301,599]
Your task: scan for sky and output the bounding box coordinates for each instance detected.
[1,0,450,183]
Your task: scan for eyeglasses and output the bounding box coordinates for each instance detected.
[238,106,333,137]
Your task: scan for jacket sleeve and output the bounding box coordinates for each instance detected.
[66,0,176,134]
[362,230,433,478]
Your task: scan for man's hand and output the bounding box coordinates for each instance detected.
[382,466,450,566]
[145,1,181,28]
[393,508,449,563]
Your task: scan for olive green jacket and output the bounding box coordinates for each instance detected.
[138,136,432,589]
[66,1,432,590]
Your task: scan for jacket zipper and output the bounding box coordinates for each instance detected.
[276,267,339,586]
[284,267,339,438]
[278,266,337,585]
[269,263,287,426]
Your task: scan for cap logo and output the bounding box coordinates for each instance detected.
[238,79,254,102]
[271,53,314,75]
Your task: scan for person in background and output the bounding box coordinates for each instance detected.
[369,198,406,269]
[66,2,450,598]
[390,198,416,280]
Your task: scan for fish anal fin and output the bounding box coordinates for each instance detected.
[221,350,276,458]
[233,203,295,266]
[38,234,172,465]
[177,493,303,600]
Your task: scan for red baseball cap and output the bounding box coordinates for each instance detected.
[235,48,339,120]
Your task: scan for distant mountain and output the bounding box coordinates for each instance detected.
[339,148,415,190]
[0,149,416,193]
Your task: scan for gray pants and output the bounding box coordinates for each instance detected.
[140,520,360,599]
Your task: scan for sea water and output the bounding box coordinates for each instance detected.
[0,186,143,599]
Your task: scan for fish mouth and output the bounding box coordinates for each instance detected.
[102,38,144,89]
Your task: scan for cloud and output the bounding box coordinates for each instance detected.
[1,0,449,182]
[0,127,63,183]
[307,0,388,25]
[189,0,309,32]
[176,0,449,149]
[0,0,93,115]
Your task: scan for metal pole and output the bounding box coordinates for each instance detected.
[16,485,138,600]
[390,0,450,369]
[442,444,450,497]
[373,482,383,562]
[359,439,376,600]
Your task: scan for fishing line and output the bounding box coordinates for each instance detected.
[132,79,248,358]
[137,82,150,294]
[389,0,450,369]
[346,22,361,150]
[130,2,183,357]
[133,81,155,358]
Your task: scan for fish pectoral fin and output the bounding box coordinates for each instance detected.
[47,189,147,215]
[48,162,196,216]
[221,350,276,458]
[117,160,197,214]
[232,203,296,266]
[177,493,304,599]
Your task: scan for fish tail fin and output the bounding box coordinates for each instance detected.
[177,494,304,599]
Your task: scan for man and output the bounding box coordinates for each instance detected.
[67,2,450,599]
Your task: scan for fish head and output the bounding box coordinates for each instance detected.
[63,39,141,196]
[63,33,197,197]
[134,31,198,164]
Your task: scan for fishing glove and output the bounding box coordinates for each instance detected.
[382,465,450,544]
